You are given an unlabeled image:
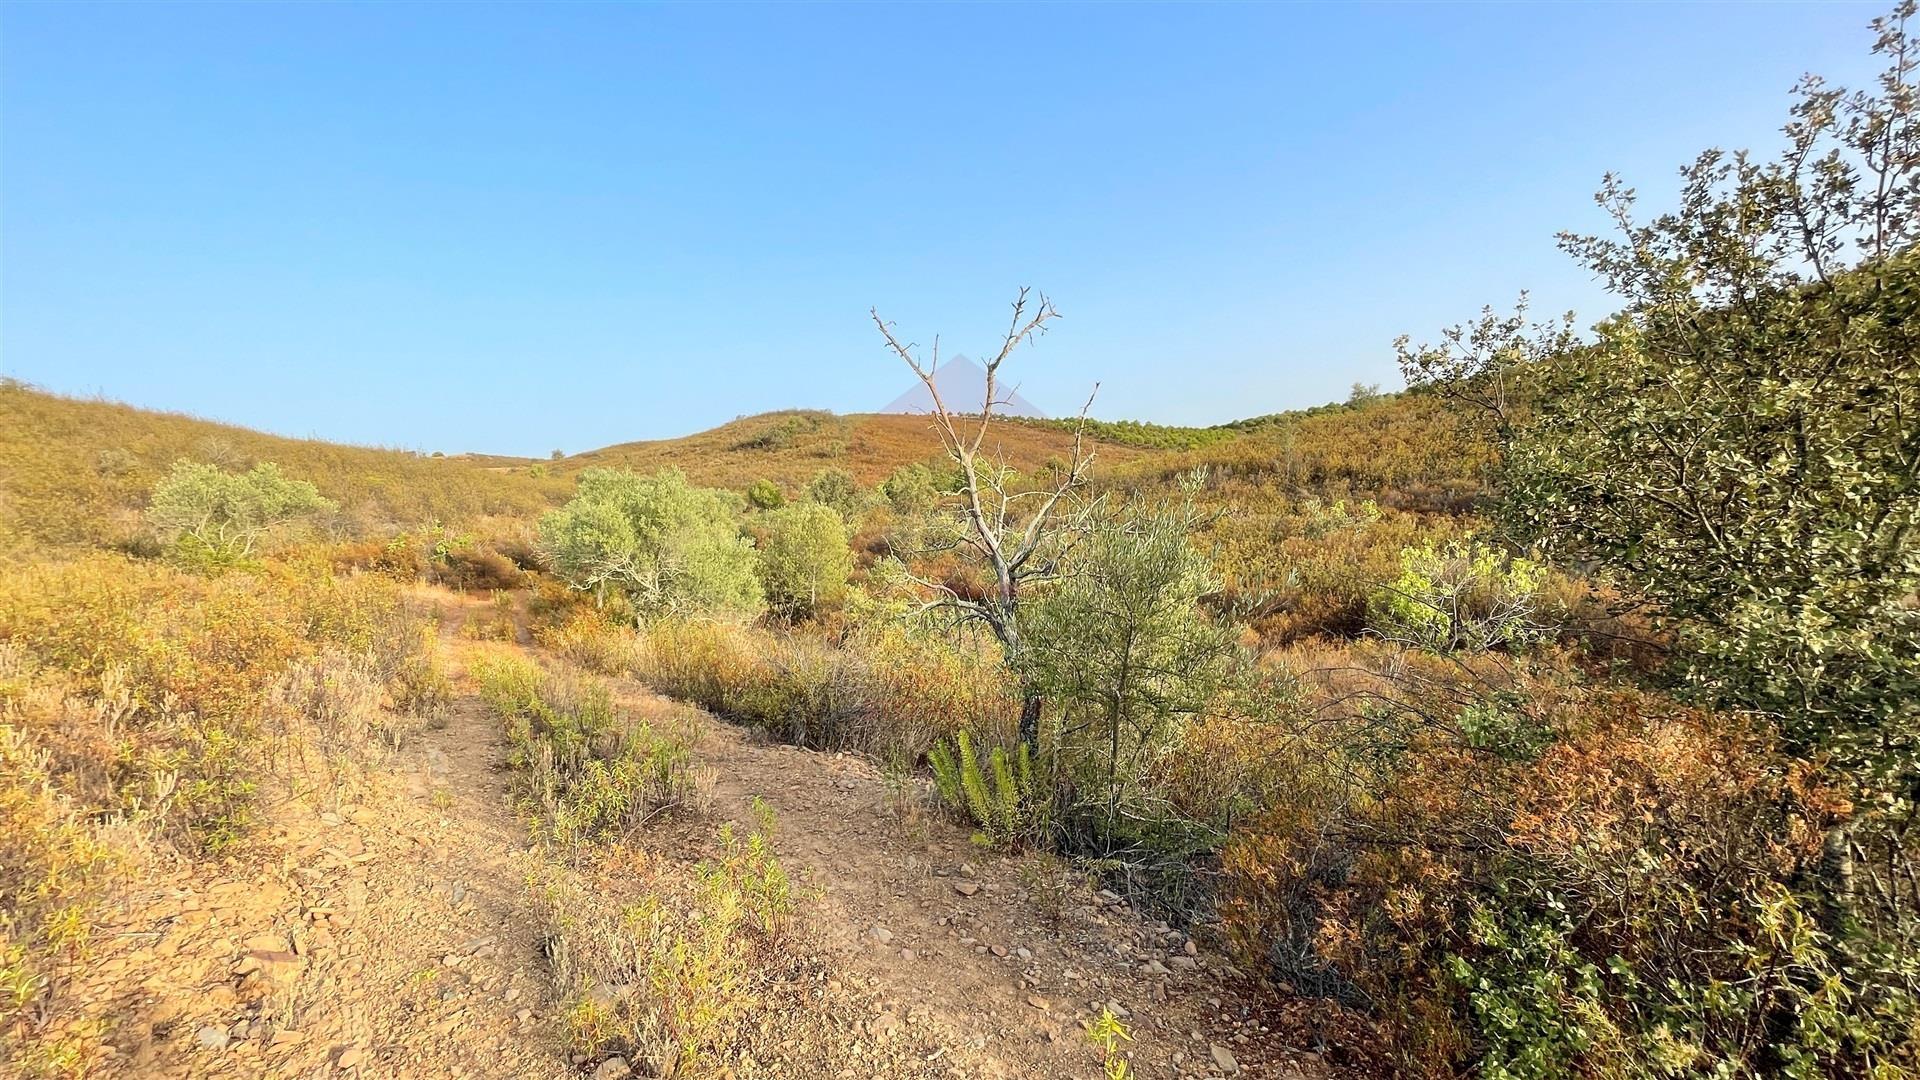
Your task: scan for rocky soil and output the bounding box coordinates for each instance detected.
[35,589,1326,1079]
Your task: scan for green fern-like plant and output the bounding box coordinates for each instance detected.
[957,730,996,836]
[928,730,1046,848]
[928,739,962,809]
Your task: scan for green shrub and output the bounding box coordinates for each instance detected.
[744,478,784,510]
[802,467,864,521]
[754,502,853,619]
[1020,491,1234,853]
[540,802,793,1077]
[1368,539,1542,652]
[878,462,940,513]
[474,656,696,846]
[146,460,335,566]
[927,729,1047,849]
[538,468,763,622]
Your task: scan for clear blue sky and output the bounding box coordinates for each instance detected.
[0,2,1886,456]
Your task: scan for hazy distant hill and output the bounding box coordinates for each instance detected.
[879,355,1045,418]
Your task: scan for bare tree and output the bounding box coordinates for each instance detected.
[871,287,1098,746]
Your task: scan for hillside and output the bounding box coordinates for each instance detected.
[556,408,1155,492]
[0,386,1170,555]
[0,381,571,554]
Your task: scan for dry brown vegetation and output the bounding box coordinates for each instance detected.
[0,381,568,554]
[560,409,1151,494]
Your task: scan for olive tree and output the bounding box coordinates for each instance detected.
[147,460,335,564]
[539,468,762,621]
[756,502,854,619]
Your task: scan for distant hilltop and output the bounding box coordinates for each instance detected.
[879,354,1045,418]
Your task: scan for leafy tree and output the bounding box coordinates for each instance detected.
[879,462,941,514]
[1402,5,1920,776]
[538,468,762,621]
[1019,488,1233,852]
[1398,0,1920,1034]
[755,502,854,619]
[745,478,785,511]
[802,467,862,521]
[146,460,335,564]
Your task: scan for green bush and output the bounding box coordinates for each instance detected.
[754,502,853,619]
[1020,491,1234,853]
[541,801,793,1077]
[474,655,697,846]
[1367,539,1543,652]
[927,729,1047,848]
[802,467,864,521]
[146,460,334,566]
[878,462,940,513]
[744,478,784,510]
[538,468,763,622]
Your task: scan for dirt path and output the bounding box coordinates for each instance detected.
[643,685,1318,1080]
[62,589,1310,1079]
[59,595,572,1079]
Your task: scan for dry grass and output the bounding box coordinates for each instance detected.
[0,552,444,1070]
[0,381,569,553]
[558,409,1155,493]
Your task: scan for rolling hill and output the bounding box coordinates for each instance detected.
[0,385,1161,553]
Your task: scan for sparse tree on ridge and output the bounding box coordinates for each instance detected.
[871,288,1099,747]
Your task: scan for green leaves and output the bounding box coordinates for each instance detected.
[927,729,1047,849]
[1368,539,1544,653]
[754,502,853,620]
[146,459,334,565]
[539,468,763,622]
[1020,490,1234,852]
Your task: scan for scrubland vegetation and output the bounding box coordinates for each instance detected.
[4,7,1917,1078]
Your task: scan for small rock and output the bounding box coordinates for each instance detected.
[1014,946,1032,960]
[953,882,979,897]
[871,926,893,946]
[1026,995,1050,1011]
[900,948,916,961]
[1184,938,1199,956]
[1211,1044,1240,1073]
[195,1025,230,1052]
[334,1045,364,1069]
[872,1011,900,1037]
[592,1057,632,1080]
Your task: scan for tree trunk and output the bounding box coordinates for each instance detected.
[1818,818,1857,937]
[1019,694,1043,749]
